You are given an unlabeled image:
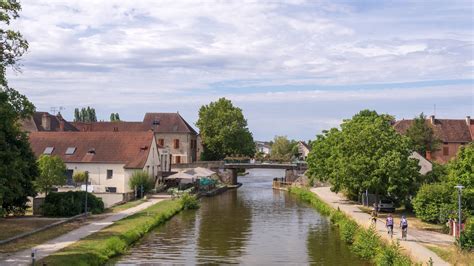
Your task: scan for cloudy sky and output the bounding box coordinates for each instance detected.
[7,0,474,140]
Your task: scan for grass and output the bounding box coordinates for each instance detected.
[0,218,61,241]
[358,206,445,232]
[289,187,413,266]
[39,199,184,266]
[107,199,147,213]
[426,244,474,266]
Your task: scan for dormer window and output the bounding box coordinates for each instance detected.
[87,148,96,154]
[43,147,54,155]
[65,147,76,155]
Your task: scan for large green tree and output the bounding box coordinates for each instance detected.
[307,110,421,204]
[196,98,255,160]
[0,0,38,216]
[270,135,298,161]
[405,113,440,157]
[73,106,97,122]
[36,155,67,196]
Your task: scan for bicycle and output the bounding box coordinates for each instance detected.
[401,227,407,241]
[387,225,394,239]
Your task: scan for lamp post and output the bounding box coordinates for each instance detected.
[85,171,89,218]
[454,184,464,239]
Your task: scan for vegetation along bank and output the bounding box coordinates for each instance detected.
[289,187,413,266]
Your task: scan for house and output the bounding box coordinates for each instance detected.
[28,131,165,193]
[72,112,199,164]
[255,141,272,155]
[393,115,472,164]
[410,152,433,175]
[297,141,311,160]
[20,112,78,133]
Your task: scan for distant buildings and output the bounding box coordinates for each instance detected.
[297,141,311,160]
[255,141,272,155]
[394,115,473,164]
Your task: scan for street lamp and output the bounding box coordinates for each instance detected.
[454,184,464,239]
[85,171,89,218]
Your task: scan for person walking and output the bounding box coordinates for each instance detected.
[371,203,378,225]
[400,215,408,240]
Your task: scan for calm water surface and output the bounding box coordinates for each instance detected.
[115,169,368,265]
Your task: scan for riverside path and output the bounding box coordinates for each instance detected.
[0,197,166,265]
[311,187,451,265]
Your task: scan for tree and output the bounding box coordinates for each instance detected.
[73,106,97,122]
[405,113,440,157]
[110,113,120,122]
[196,98,255,160]
[270,136,298,161]
[307,110,421,204]
[36,155,67,196]
[129,171,154,197]
[0,1,38,216]
[446,143,474,188]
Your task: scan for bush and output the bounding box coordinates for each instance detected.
[129,171,155,197]
[351,226,380,260]
[338,218,358,244]
[42,191,104,217]
[412,183,455,223]
[459,217,474,251]
[180,193,200,210]
[375,241,411,266]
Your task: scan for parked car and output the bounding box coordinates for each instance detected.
[377,199,395,212]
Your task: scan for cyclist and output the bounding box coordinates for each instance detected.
[386,214,394,238]
[400,215,408,240]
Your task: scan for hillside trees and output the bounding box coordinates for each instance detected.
[306,110,421,204]
[196,98,255,160]
[0,0,38,216]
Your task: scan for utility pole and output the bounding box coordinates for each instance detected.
[454,184,464,239]
[85,171,89,218]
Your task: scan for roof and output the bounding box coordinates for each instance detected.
[143,113,197,134]
[71,113,197,135]
[28,132,155,168]
[393,118,472,143]
[21,112,78,132]
[299,141,311,150]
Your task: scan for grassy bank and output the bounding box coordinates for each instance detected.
[39,199,185,266]
[289,187,413,266]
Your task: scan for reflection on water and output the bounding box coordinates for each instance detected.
[115,169,368,265]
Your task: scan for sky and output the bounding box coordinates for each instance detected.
[6,0,474,141]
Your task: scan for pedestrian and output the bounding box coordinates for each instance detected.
[400,215,408,240]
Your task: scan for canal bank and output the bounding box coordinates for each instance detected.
[293,186,449,265]
[115,169,367,265]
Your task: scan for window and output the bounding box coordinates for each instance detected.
[65,147,76,155]
[443,146,449,156]
[43,147,54,155]
[106,187,117,193]
[107,169,113,179]
[174,139,180,149]
[158,139,164,146]
[175,155,181,164]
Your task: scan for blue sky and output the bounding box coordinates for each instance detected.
[7,0,474,140]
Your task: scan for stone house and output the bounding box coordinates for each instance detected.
[297,141,311,160]
[394,115,472,164]
[28,131,163,193]
[20,112,78,133]
[72,112,199,164]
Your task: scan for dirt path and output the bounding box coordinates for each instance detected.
[311,187,451,265]
[0,198,165,265]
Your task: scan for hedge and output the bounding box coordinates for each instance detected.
[42,191,104,217]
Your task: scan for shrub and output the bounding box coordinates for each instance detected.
[351,226,380,260]
[375,241,411,266]
[73,171,88,183]
[338,219,358,244]
[42,191,104,217]
[129,171,155,197]
[458,217,474,251]
[180,193,200,210]
[412,183,455,223]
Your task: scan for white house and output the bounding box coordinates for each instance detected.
[28,131,165,193]
[255,141,272,155]
[297,141,311,160]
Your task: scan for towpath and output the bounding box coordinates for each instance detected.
[311,187,451,265]
[0,197,166,265]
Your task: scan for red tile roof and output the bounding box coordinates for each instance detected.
[21,112,78,132]
[72,121,148,132]
[393,118,472,143]
[28,132,155,168]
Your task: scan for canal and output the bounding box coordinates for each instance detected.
[115,169,368,265]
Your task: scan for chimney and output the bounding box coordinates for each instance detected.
[430,115,435,125]
[426,150,432,161]
[466,116,471,126]
[41,113,51,131]
[59,120,65,131]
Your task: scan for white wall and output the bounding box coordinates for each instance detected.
[66,163,128,192]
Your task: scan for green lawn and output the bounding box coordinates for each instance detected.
[426,244,474,266]
[107,199,147,213]
[39,199,183,266]
[0,218,61,241]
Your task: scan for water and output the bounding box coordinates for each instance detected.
[115,169,368,265]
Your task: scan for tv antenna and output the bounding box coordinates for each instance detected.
[50,106,65,115]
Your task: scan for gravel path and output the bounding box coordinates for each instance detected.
[310,187,451,265]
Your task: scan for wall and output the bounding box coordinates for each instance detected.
[93,193,126,208]
[142,136,161,179]
[65,163,128,193]
[155,132,197,164]
[432,142,466,164]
